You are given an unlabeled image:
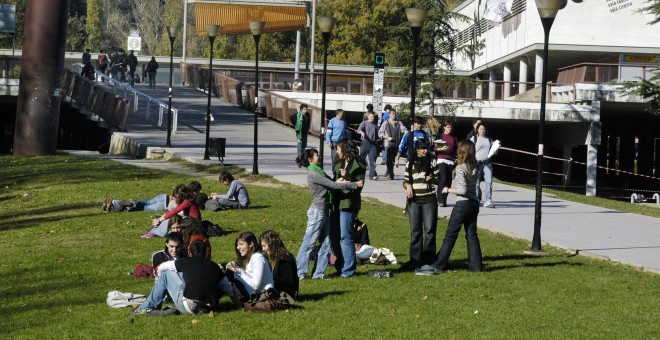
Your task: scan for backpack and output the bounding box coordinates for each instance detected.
[106,290,147,308]
[202,220,225,237]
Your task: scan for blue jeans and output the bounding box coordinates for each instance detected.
[296,136,307,159]
[296,205,331,278]
[360,140,378,178]
[330,209,356,277]
[432,199,482,272]
[477,160,493,205]
[408,198,438,266]
[134,194,168,211]
[140,270,191,314]
[149,219,170,237]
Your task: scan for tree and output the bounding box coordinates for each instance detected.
[66,15,86,52]
[86,0,105,51]
[624,0,660,115]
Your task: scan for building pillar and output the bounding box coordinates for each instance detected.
[519,59,528,93]
[13,0,69,155]
[586,102,601,196]
[475,74,483,99]
[488,69,497,100]
[535,51,543,88]
[503,63,512,98]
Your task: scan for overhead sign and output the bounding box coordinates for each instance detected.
[127,36,142,51]
[0,4,16,34]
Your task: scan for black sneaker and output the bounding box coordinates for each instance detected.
[149,307,178,317]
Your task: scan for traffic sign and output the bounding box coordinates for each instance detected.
[127,36,141,51]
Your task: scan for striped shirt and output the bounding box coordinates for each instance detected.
[403,158,441,203]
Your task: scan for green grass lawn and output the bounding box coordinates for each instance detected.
[1,155,658,338]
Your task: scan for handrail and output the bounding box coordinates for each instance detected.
[72,62,180,133]
[92,68,179,133]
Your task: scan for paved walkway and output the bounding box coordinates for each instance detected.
[87,83,660,274]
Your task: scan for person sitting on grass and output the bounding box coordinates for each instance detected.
[225,231,274,303]
[179,218,212,261]
[129,241,228,316]
[141,214,183,239]
[205,171,251,211]
[259,230,299,303]
[144,186,202,239]
[152,232,186,279]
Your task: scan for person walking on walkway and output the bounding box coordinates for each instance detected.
[416,140,483,275]
[146,56,158,89]
[378,108,406,180]
[435,120,458,207]
[326,110,349,170]
[471,123,495,208]
[357,112,380,180]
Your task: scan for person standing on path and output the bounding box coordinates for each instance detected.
[357,112,380,180]
[290,104,310,164]
[127,50,138,87]
[378,108,406,180]
[471,123,495,208]
[326,110,349,171]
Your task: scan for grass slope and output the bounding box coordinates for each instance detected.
[0,155,658,339]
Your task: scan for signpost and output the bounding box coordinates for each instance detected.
[127,30,141,51]
[372,52,385,112]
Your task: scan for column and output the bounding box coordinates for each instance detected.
[475,74,483,99]
[488,69,497,100]
[519,59,528,93]
[503,63,512,98]
[535,51,543,88]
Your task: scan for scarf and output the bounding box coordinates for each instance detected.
[295,111,303,139]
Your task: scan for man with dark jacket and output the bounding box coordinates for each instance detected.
[127,50,139,86]
[130,241,234,315]
[289,104,310,164]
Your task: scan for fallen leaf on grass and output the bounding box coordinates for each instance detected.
[422,295,428,301]
[192,319,200,324]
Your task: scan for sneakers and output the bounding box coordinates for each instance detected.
[140,232,156,239]
[414,265,437,276]
[149,307,178,317]
[483,202,495,208]
[129,306,154,315]
[371,176,379,181]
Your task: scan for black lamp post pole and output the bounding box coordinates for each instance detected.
[531,16,555,252]
[407,26,421,183]
[204,35,216,160]
[166,35,175,148]
[252,33,261,175]
[319,32,330,167]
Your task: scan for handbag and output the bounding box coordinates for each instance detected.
[243,288,280,313]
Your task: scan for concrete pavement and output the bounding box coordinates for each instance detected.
[92,83,660,274]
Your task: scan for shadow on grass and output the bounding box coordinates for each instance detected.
[297,290,348,302]
[485,260,582,272]
[0,202,99,231]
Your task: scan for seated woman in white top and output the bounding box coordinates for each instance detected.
[226,231,274,302]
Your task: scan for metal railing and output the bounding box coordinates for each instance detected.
[93,68,179,133]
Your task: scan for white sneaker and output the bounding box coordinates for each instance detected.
[483,202,495,208]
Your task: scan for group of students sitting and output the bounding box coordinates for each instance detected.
[129,227,298,316]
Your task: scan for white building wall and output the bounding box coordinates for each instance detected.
[450,0,660,72]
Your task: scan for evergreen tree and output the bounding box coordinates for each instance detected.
[86,0,104,51]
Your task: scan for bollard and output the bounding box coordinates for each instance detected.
[630,193,639,204]
[653,193,659,204]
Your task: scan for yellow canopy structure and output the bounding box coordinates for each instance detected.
[194,2,307,36]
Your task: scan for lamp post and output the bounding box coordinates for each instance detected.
[529,0,562,254]
[250,21,265,175]
[317,16,336,167]
[165,25,178,148]
[203,24,219,160]
[405,8,427,180]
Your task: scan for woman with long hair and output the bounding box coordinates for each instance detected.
[435,120,458,207]
[296,148,363,279]
[331,140,366,278]
[401,138,441,273]
[416,140,483,275]
[226,231,275,301]
[260,230,299,300]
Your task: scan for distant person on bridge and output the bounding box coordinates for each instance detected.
[146,56,159,89]
[127,50,138,86]
[82,48,91,65]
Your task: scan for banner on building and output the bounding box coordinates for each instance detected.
[372,52,385,112]
[483,0,513,26]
